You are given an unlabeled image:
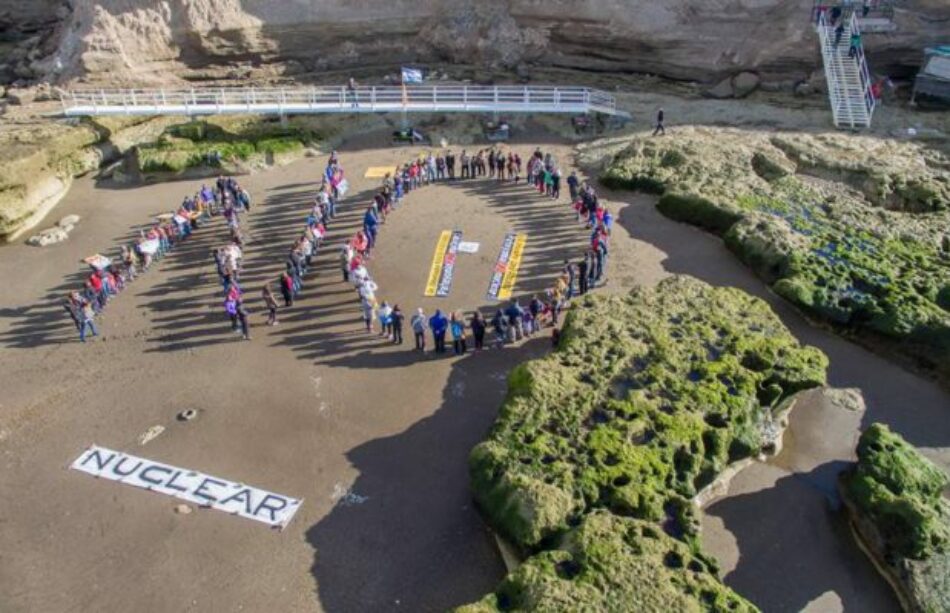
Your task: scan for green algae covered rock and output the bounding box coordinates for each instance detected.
[133,118,323,175]
[463,276,827,612]
[840,423,950,612]
[457,511,757,613]
[601,128,950,383]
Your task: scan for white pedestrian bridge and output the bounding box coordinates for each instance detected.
[59,85,631,119]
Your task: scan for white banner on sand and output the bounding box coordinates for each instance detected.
[70,446,302,529]
[458,242,480,254]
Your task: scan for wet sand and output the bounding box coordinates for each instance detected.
[0,127,947,612]
[601,189,950,613]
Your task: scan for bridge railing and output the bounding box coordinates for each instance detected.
[60,85,626,117]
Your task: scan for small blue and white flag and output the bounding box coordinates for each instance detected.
[401,67,424,84]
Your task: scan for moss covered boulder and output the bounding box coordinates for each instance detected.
[601,128,950,383]
[457,511,757,613]
[132,118,322,177]
[840,423,950,612]
[462,276,828,611]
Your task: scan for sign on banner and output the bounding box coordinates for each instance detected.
[487,233,517,300]
[70,446,302,529]
[498,234,527,300]
[424,231,452,297]
[436,231,463,297]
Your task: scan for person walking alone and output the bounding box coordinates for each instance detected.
[653,108,665,136]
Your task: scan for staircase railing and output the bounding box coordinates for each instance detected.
[811,0,894,23]
[848,13,877,123]
[815,11,876,128]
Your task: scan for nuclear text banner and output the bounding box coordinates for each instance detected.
[70,446,302,528]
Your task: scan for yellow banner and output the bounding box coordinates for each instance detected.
[364,166,399,178]
[498,234,527,300]
[424,231,452,296]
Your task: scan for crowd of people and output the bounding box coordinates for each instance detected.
[63,177,251,342]
[66,138,614,353]
[327,144,614,357]
[213,157,344,339]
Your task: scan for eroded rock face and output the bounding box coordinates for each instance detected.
[23,0,950,86]
[463,276,827,611]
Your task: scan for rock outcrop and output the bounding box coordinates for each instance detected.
[840,423,950,613]
[462,276,827,611]
[600,128,950,383]
[17,0,950,88]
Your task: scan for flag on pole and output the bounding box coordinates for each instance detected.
[401,67,424,84]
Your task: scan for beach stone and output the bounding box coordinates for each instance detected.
[793,81,814,97]
[26,226,68,247]
[6,86,35,105]
[822,387,866,413]
[174,504,192,515]
[705,76,735,99]
[731,71,760,98]
[58,214,80,228]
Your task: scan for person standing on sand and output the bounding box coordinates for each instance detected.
[361,296,375,333]
[411,308,428,350]
[280,272,294,307]
[450,312,467,355]
[470,311,486,350]
[429,309,448,353]
[563,258,576,299]
[76,295,98,342]
[446,150,456,180]
[340,242,352,282]
[236,300,251,340]
[653,108,665,136]
[391,305,404,345]
[567,170,580,202]
[491,309,508,348]
[262,284,279,326]
[378,301,393,338]
[578,253,590,295]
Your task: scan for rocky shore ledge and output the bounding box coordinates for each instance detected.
[459,276,828,611]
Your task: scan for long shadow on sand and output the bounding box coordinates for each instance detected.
[704,463,899,612]
[306,338,551,612]
[0,214,203,349]
[301,177,588,609]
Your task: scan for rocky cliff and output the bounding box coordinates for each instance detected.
[11,0,950,88]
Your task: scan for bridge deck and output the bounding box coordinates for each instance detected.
[60,85,631,118]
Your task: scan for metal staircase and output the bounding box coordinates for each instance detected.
[815,11,876,129]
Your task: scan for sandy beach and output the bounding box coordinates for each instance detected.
[0,124,947,612]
